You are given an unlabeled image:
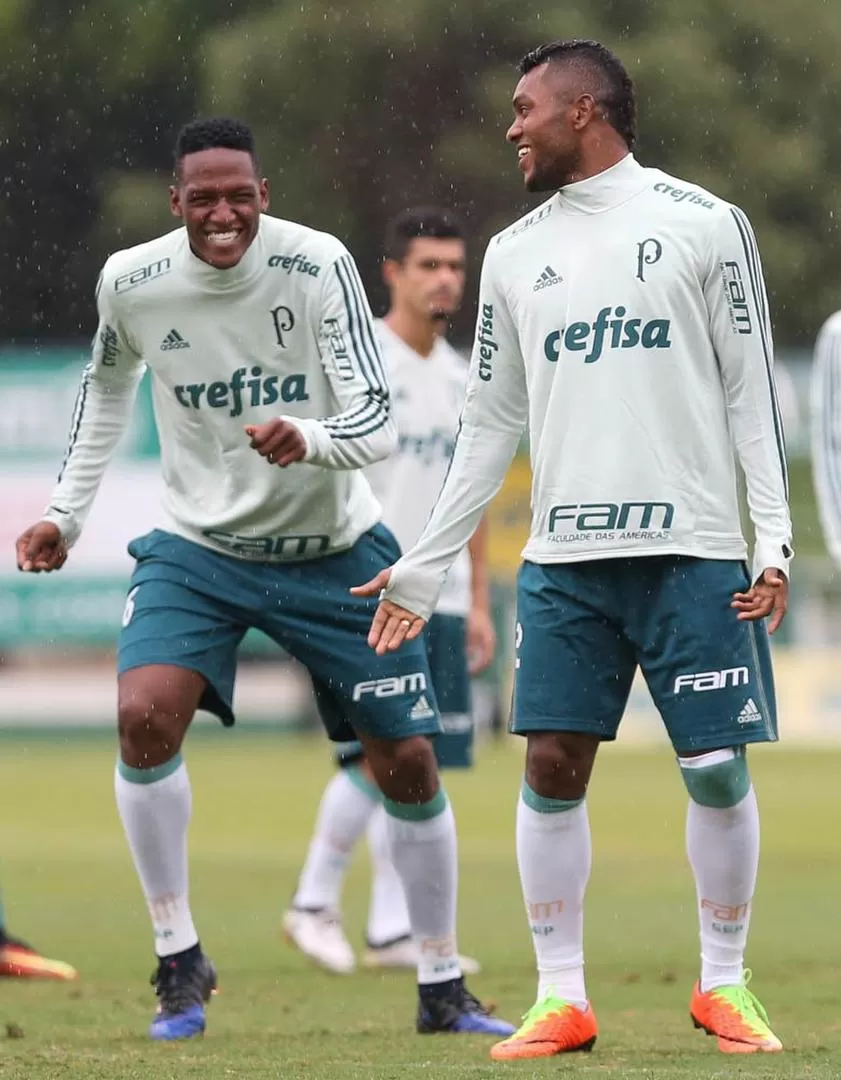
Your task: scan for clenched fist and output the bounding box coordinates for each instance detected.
[16,521,68,572]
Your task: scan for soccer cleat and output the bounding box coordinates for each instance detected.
[362,934,482,975]
[690,971,783,1053]
[490,993,598,1060]
[282,908,356,974]
[0,933,78,981]
[417,979,516,1036]
[149,949,217,1041]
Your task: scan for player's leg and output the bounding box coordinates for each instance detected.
[0,888,77,980]
[262,524,512,1036]
[116,529,246,1040]
[283,741,379,973]
[363,614,480,975]
[491,560,635,1061]
[638,556,782,1054]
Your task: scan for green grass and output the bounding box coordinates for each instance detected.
[0,733,839,1078]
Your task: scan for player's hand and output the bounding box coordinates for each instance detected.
[731,567,788,635]
[15,521,68,572]
[351,567,427,655]
[467,604,496,675]
[245,420,307,467]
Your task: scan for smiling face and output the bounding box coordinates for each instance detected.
[506,62,597,192]
[170,147,269,269]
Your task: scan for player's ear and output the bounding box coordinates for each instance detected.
[169,185,183,219]
[259,178,269,212]
[382,257,400,289]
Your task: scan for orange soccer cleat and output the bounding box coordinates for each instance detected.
[0,934,78,981]
[690,971,782,1053]
[490,993,598,1061]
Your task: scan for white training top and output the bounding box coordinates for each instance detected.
[810,310,841,567]
[383,154,794,621]
[43,216,396,561]
[364,321,471,617]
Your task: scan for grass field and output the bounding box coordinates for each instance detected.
[0,730,839,1079]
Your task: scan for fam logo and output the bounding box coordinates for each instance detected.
[477,304,497,381]
[114,257,171,293]
[268,252,321,277]
[173,365,309,417]
[636,238,662,282]
[543,306,672,365]
[99,325,119,366]
[547,500,674,543]
[721,261,752,335]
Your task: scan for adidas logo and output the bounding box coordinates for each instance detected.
[737,698,762,724]
[409,694,436,721]
[160,329,190,351]
[533,265,563,292]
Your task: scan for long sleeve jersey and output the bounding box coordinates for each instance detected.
[43,216,395,561]
[364,321,472,617]
[810,310,841,566]
[384,154,793,620]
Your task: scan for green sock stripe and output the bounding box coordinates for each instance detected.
[383,787,447,821]
[521,780,584,814]
[118,753,184,785]
[344,764,382,803]
[680,753,750,808]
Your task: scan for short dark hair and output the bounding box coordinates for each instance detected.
[518,39,637,151]
[173,117,258,178]
[384,206,465,262]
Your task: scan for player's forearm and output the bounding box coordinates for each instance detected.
[733,432,793,580]
[467,515,491,613]
[43,366,141,545]
[385,425,519,621]
[287,402,397,470]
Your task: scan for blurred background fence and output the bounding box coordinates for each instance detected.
[2,0,841,740]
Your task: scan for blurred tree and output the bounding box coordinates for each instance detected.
[2,0,840,345]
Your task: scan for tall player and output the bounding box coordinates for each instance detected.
[14,118,513,1043]
[356,41,791,1058]
[284,208,494,975]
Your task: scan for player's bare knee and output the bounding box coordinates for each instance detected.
[525,731,598,801]
[117,697,188,769]
[362,734,437,804]
[677,746,751,808]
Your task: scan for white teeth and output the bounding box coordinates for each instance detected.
[518,147,529,159]
[207,231,239,245]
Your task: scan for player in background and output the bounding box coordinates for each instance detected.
[0,893,77,980]
[355,40,792,1059]
[14,118,513,1044]
[283,208,494,975]
[810,311,841,568]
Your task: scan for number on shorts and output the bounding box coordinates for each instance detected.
[122,586,139,627]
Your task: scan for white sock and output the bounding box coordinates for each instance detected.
[685,786,759,991]
[293,767,379,911]
[517,788,591,1008]
[115,757,198,957]
[366,803,411,946]
[385,793,461,985]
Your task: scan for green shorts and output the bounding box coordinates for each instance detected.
[118,526,442,744]
[512,555,777,752]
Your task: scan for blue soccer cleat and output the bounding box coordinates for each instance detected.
[416,979,517,1037]
[148,949,217,1041]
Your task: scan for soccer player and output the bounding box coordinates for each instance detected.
[0,894,77,980]
[810,311,841,564]
[283,208,494,975]
[355,40,792,1058]
[14,118,513,1044]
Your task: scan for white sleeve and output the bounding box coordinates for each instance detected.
[811,314,841,567]
[705,207,794,581]
[284,252,396,469]
[383,246,528,620]
[41,269,146,546]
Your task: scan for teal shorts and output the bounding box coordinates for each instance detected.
[512,556,777,752]
[117,526,442,744]
[335,612,473,770]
